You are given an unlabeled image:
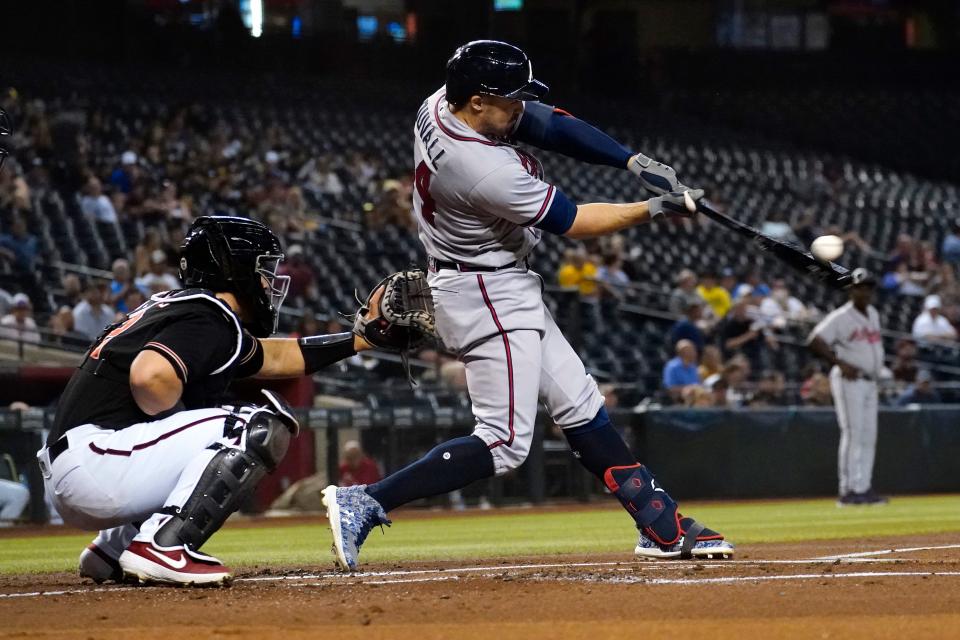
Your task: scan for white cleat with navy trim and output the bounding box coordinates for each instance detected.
[119,541,232,586]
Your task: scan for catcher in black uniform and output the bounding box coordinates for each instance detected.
[38,216,433,586]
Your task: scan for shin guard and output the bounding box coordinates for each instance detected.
[604,463,682,546]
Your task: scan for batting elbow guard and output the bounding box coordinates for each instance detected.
[604,463,681,546]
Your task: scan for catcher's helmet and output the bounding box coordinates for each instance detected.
[445,40,548,107]
[179,216,290,338]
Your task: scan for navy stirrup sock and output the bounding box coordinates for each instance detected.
[365,435,495,513]
[563,407,637,479]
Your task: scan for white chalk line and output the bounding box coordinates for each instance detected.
[812,543,960,561]
[2,544,957,600]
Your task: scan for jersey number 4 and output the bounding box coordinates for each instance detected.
[414,161,437,227]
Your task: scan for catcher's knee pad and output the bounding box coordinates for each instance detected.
[154,446,267,549]
[244,409,291,472]
[604,463,682,546]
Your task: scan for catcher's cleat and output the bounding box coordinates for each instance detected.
[79,543,123,584]
[119,541,232,586]
[321,485,391,571]
[634,516,735,560]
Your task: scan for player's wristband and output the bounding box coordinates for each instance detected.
[298,332,356,375]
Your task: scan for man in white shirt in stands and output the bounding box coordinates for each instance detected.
[912,294,957,342]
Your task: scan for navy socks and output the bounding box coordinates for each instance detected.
[365,435,495,513]
[563,407,637,479]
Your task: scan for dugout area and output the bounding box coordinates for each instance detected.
[3,498,960,640]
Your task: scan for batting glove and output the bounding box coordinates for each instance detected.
[647,188,703,220]
[628,152,684,196]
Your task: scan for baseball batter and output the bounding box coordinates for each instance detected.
[39,216,386,586]
[323,40,734,570]
[808,268,887,506]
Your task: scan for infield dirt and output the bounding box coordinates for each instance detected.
[3,532,960,640]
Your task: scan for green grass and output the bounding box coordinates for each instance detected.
[3,495,960,575]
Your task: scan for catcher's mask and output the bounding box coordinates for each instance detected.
[0,107,11,173]
[179,216,290,338]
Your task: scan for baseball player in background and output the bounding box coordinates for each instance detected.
[323,40,734,570]
[808,268,888,506]
[38,216,383,585]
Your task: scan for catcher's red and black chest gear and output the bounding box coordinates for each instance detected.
[49,289,260,442]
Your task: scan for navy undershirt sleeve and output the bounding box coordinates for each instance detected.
[534,188,577,235]
[514,101,634,169]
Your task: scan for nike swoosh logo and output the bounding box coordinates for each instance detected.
[145,546,187,569]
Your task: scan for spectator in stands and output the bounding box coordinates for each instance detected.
[697,271,731,319]
[48,305,85,345]
[882,261,926,297]
[668,269,701,314]
[338,441,382,487]
[750,370,789,407]
[0,216,39,275]
[108,258,141,313]
[718,298,776,371]
[61,273,83,307]
[733,271,768,300]
[153,180,192,223]
[133,228,164,277]
[79,175,118,224]
[698,344,723,381]
[136,249,181,294]
[662,339,700,403]
[558,247,601,325]
[0,464,30,527]
[704,357,748,407]
[0,293,40,344]
[669,299,705,355]
[912,295,958,342]
[72,281,114,340]
[885,234,914,272]
[758,279,812,328]
[941,220,960,267]
[708,378,729,408]
[896,370,941,406]
[720,267,737,295]
[891,338,919,383]
[298,156,344,198]
[123,288,147,314]
[277,245,318,306]
[596,253,630,297]
[108,151,140,195]
[801,371,833,406]
[367,179,415,230]
[439,357,469,391]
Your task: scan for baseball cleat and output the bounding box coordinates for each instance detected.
[79,543,123,583]
[634,517,735,560]
[321,485,391,571]
[118,541,232,586]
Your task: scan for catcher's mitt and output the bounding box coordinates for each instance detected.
[353,269,436,353]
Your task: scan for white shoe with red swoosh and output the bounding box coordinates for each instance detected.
[119,541,232,586]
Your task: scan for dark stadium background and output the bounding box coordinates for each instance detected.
[1,0,958,521]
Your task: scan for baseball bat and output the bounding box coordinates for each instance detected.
[695,199,852,290]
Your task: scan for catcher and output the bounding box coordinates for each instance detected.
[37,216,433,586]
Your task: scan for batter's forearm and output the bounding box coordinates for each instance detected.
[564,202,651,239]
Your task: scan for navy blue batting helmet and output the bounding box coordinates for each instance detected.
[445,40,549,107]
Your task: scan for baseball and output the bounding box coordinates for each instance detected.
[811,235,844,261]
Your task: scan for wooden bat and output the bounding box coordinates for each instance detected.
[695,199,852,290]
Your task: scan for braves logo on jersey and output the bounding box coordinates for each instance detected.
[848,327,881,343]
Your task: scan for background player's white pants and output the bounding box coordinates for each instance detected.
[37,408,242,549]
[829,368,879,495]
[0,478,30,522]
[432,267,604,475]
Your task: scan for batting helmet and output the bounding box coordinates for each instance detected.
[179,216,290,338]
[445,40,548,107]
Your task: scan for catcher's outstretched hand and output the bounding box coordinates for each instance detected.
[353,269,436,353]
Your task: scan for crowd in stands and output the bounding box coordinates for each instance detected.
[0,76,959,406]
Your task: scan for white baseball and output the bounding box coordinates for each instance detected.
[811,235,844,262]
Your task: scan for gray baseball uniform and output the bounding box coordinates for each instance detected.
[808,301,884,496]
[413,88,603,474]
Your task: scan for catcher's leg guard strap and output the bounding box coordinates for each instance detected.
[154,412,290,549]
[604,463,682,546]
